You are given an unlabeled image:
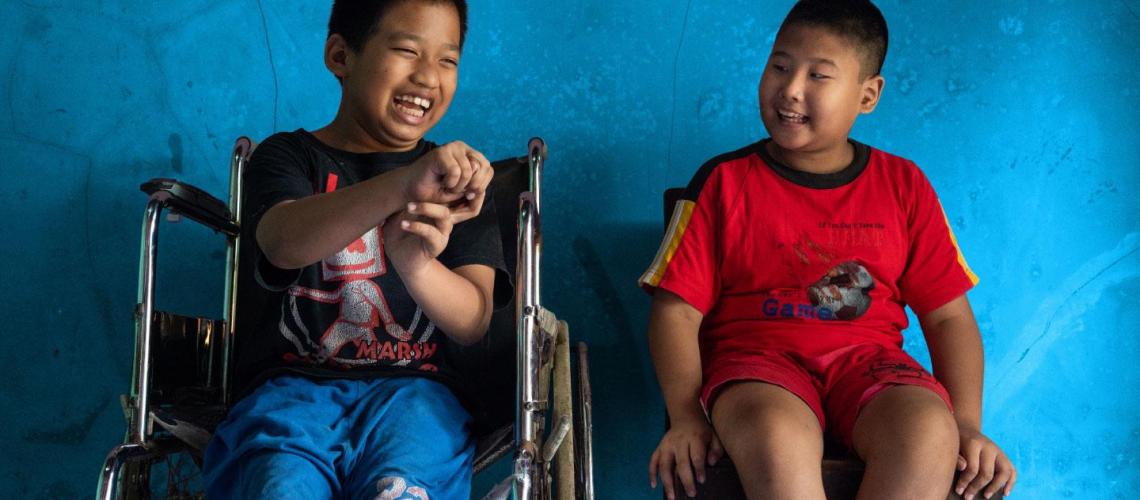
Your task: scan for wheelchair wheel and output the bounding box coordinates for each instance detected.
[154,450,205,499]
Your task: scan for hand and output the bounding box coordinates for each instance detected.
[382,202,455,273]
[649,418,725,499]
[400,141,493,224]
[955,425,1016,499]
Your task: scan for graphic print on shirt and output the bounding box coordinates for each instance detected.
[761,233,876,322]
[278,173,439,370]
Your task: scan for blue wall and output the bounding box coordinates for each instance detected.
[2,1,1138,498]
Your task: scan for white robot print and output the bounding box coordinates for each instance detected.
[279,225,435,366]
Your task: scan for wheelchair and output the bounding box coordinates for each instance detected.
[97,137,595,500]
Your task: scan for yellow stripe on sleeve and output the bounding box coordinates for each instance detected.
[941,208,980,285]
[639,199,696,288]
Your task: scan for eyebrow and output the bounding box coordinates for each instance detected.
[388,32,461,53]
[771,50,838,68]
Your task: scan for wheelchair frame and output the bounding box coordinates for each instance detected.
[96,137,595,499]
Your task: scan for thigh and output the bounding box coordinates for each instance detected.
[702,350,825,431]
[822,343,953,449]
[344,377,476,500]
[203,375,349,499]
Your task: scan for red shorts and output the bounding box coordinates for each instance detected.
[700,342,953,448]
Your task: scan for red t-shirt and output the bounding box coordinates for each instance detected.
[641,140,977,363]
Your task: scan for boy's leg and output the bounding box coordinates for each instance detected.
[202,375,347,500]
[851,386,957,499]
[709,381,827,500]
[823,344,957,500]
[344,377,475,500]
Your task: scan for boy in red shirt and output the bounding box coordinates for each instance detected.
[641,2,1016,499]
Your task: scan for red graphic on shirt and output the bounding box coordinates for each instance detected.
[278,173,437,368]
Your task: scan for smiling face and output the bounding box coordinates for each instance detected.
[326,0,462,152]
[758,23,883,172]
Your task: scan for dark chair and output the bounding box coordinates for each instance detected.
[660,187,998,500]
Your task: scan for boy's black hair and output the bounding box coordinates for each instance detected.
[778,0,888,78]
[329,0,469,52]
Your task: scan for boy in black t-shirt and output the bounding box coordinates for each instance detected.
[202,1,505,498]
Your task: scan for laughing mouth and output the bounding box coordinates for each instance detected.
[394,94,432,118]
[777,109,809,124]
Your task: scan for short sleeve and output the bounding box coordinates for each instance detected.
[242,133,316,290]
[439,190,511,308]
[639,169,723,315]
[897,169,979,316]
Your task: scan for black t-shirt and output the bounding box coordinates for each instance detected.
[232,130,506,401]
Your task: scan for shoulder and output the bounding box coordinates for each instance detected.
[252,130,317,160]
[682,142,764,201]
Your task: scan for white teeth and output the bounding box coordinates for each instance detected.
[778,110,807,122]
[395,95,432,111]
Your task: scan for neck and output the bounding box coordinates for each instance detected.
[312,108,417,154]
[766,140,855,175]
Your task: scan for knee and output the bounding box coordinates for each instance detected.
[855,388,958,463]
[713,386,823,463]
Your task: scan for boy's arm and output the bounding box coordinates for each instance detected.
[258,142,489,270]
[648,290,723,500]
[398,260,494,345]
[920,294,1016,499]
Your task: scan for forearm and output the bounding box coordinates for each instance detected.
[396,260,492,345]
[648,291,707,425]
[921,297,985,429]
[257,169,408,269]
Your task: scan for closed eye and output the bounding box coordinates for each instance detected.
[393,47,418,57]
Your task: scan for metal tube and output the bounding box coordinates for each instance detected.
[221,137,250,405]
[575,342,595,500]
[514,193,542,498]
[96,443,150,500]
[129,199,164,444]
[526,138,545,327]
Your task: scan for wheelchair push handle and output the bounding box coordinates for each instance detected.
[140,178,238,236]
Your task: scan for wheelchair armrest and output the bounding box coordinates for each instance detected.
[141,178,239,236]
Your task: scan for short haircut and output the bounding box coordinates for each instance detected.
[778,0,888,78]
[329,0,469,53]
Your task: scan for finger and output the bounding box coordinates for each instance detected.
[464,154,493,199]
[649,450,659,488]
[708,434,724,466]
[965,447,997,499]
[674,448,696,498]
[956,442,982,496]
[1005,466,1017,496]
[660,452,678,500]
[399,220,447,251]
[438,150,462,190]
[466,149,493,192]
[983,458,1012,499]
[958,455,967,471]
[447,146,474,193]
[689,439,707,485]
[407,202,451,221]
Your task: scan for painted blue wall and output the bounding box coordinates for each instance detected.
[2,1,1138,498]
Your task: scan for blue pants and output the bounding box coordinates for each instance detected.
[202,375,474,499]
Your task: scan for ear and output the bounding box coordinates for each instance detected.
[324,34,352,81]
[859,74,885,114]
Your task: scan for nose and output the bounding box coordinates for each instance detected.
[778,72,805,102]
[410,57,439,89]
